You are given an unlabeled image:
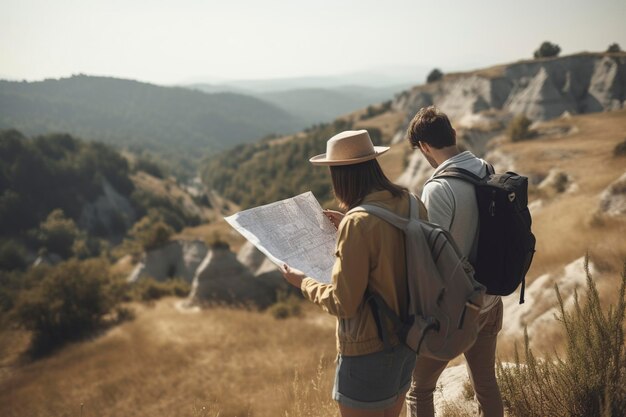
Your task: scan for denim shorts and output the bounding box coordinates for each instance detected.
[332,344,416,410]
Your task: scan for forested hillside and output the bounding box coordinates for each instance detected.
[0,130,207,270]
[0,130,134,237]
[201,118,385,208]
[0,76,303,178]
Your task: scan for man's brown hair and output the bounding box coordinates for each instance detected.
[330,159,405,211]
[406,106,456,149]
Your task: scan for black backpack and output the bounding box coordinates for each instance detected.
[432,165,536,304]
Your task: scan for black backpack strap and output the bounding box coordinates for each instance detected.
[364,289,405,351]
[433,167,485,184]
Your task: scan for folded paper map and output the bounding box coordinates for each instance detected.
[225,192,337,284]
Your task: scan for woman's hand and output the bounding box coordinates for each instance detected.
[323,209,344,229]
[281,264,306,288]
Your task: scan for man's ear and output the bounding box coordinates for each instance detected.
[419,141,430,152]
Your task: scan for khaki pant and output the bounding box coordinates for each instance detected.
[406,299,504,417]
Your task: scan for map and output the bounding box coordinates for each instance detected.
[225,192,337,284]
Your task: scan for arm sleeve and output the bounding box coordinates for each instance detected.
[300,216,369,318]
[421,180,455,230]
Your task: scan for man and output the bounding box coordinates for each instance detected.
[404,106,504,417]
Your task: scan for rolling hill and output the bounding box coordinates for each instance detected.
[190,83,408,126]
[0,75,303,176]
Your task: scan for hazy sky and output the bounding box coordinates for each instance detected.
[1,0,624,85]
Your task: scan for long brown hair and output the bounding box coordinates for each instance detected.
[330,159,406,211]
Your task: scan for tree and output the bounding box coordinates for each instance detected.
[128,210,174,250]
[607,43,622,53]
[38,209,79,258]
[427,68,443,83]
[507,115,533,142]
[533,41,561,58]
[13,258,126,354]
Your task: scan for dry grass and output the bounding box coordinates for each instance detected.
[0,298,338,417]
[379,141,413,183]
[175,220,247,253]
[354,110,405,142]
[499,110,626,278]
[131,172,215,221]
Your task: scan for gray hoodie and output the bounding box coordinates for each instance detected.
[422,151,500,313]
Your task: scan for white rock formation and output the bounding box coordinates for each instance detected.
[79,178,135,238]
[598,171,626,216]
[127,239,208,283]
[501,256,596,340]
[395,153,434,195]
[394,54,626,133]
[187,247,277,307]
[236,241,300,296]
[236,241,267,273]
[537,169,572,196]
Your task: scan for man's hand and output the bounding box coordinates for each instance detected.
[323,209,344,229]
[281,264,306,288]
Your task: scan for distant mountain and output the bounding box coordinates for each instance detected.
[184,66,429,93]
[0,75,303,166]
[189,84,410,126]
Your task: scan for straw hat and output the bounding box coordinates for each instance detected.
[309,130,389,166]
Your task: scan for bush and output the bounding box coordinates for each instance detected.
[507,115,533,142]
[607,43,622,53]
[268,292,302,319]
[128,211,174,250]
[132,277,190,302]
[533,41,561,58]
[0,240,29,271]
[38,209,79,258]
[133,157,165,178]
[614,139,626,157]
[13,258,127,354]
[427,68,444,83]
[207,232,230,250]
[360,101,392,120]
[497,256,626,417]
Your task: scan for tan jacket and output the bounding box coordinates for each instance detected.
[300,190,428,356]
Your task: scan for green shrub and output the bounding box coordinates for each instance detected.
[607,43,622,53]
[427,68,444,83]
[128,211,174,250]
[38,209,79,258]
[360,101,392,120]
[133,157,166,178]
[0,240,29,271]
[207,232,230,250]
[132,277,190,302]
[614,139,626,157]
[533,41,561,58]
[497,257,626,417]
[507,115,533,142]
[268,292,302,319]
[13,258,127,354]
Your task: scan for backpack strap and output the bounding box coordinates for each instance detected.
[432,167,485,184]
[428,163,494,185]
[348,194,419,350]
[346,193,420,229]
[364,289,401,351]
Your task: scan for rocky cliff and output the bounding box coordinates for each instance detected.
[127,239,288,307]
[187,247,280,308]
[127,239,209,283]
[393,53,626,194]
[394,53,626,127]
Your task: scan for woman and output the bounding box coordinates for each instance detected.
[281,129,428,417]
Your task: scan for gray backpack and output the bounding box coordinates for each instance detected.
[348,194,486,361]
